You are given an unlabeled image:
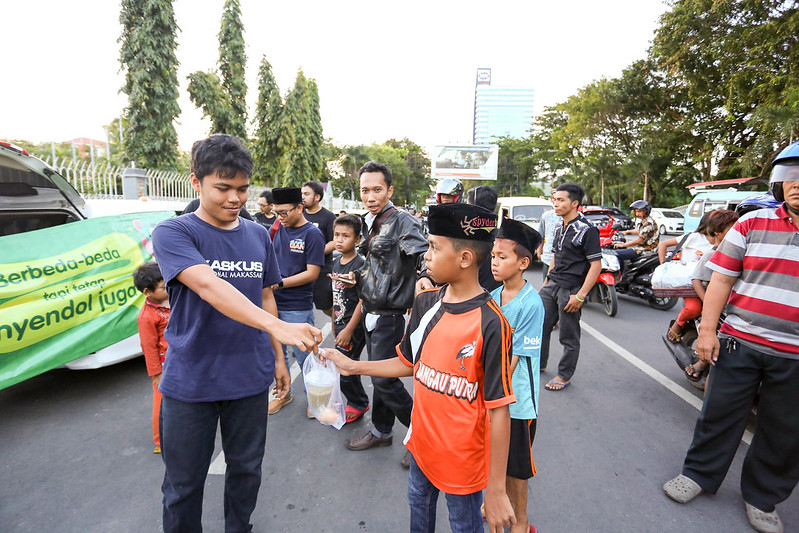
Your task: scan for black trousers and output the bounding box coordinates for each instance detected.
[682,337,799,512]
[335,324,370,410]
[539,282,582,381]
[364,313,413,434]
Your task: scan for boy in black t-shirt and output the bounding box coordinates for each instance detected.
[329,215,370,422]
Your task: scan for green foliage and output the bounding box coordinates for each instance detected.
[251,56,282,186]
[187,0,247,140]
[118,0,181,170]
[217,0,247,139]
[277,70,325,186]
[327,139,431,207]
[493,1,799,209]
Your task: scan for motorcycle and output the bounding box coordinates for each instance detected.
[598,224,678,311]
[661,318,705,390]
[588,248,620,316]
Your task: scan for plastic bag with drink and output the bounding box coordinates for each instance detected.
[302,350,346,429]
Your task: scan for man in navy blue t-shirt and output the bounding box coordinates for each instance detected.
[151,135,322,533]
[267,187,325,415]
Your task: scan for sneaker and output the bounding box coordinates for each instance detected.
[268,394,293,415]
[663,474,702,503]
[345,431,392,451]
[745,503,783,533]
[153,446,161,454]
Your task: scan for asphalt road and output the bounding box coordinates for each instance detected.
[1,264,797,532]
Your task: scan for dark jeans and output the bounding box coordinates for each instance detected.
[539,282,582,381]
[335,323,369,410]
[407,454,483,533]
[611,247,639,262]
[364,313,413,434]
[682,338,799,512]
[160,391,269,533]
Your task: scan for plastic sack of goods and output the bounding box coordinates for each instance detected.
[303,351,346,429]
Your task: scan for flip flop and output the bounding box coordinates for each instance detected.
[344,404,369,423]
[545,378,570,391]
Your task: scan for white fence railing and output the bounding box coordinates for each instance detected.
[41,155,362,213]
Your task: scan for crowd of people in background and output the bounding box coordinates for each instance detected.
[135,133,798,533]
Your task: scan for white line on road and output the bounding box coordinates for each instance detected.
[208,322,333,475]
[582,322,753,445]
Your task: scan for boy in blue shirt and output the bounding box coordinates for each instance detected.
[267,187,325,415]
[151,134,321,533]
[490,218,545,533]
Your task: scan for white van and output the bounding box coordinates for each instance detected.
[497,196,553,228]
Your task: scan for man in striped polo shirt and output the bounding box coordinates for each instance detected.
[663,142,799,533]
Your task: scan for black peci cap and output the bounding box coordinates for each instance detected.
[427,203,497,241]
[496,218,542,255]
[271,187,302,204]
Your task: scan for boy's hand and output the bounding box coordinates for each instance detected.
[320,348,356,375]
[272,361,290,399]
[484,488,516,532]
[154,372,162,388]
[272,322,322,354]
[335,328,353,348]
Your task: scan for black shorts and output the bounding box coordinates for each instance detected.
[313,267,333,310]
[507,418,537,480]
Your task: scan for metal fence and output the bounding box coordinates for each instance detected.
[40,155,362,213]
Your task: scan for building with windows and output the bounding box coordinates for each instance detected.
[472,68,535,145]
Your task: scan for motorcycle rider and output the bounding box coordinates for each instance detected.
[435,178,464,204]
[612,200,659,261]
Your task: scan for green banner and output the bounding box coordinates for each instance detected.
[0,211,174,389]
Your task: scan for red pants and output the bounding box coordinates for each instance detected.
[151,377,162,447]
[676,297,702,327]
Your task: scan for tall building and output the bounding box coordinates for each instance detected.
[472,68,534,145]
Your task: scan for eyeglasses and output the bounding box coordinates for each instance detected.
[274,206,298,217]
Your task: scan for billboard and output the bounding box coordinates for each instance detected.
[431,145,499,181]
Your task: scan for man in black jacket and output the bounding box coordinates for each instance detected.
[345,161,427,468]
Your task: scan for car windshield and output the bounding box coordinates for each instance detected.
[661,211,683,218]
[584,213,612,226]
[512,205,551,221]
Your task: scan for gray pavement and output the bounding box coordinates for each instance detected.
[1,265,797,532]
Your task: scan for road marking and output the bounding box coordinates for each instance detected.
[208,322,333,475]
[582,322,753,445]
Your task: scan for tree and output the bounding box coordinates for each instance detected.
[186,0,248,139]
[118,0,181,169]
[217,0,247,139]
[277,70,325,186]
[251,56,282,185]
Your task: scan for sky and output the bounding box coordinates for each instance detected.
[1,0,670,152]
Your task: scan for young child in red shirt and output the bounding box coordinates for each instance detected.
[133,261,170,454]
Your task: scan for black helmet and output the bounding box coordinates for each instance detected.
[629,200,651,216]
[735,192,781,217]
[435,178,464,203]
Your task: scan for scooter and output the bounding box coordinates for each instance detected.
[586,223,624,316]
[599,225,678,311]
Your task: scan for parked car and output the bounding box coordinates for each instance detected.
[651,208,685,235]
[498,196,553,228]
[601,206,634,230]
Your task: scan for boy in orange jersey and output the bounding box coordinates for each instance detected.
[133,261,170,454]
[324,202,517,532]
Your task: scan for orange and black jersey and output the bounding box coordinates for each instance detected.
[397,286,515,495]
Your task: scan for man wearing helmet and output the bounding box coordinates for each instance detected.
[612,200,658,260]
[663,142,799,533]
[435,178,464,204]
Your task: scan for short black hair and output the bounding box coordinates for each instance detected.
[508,241,534,268]
[334,214,362,236]
[358,161,393,187]
[303,181,324,201]
[190,134,253,181]
[554,182,584,204]
[467,186,498,212]
[133,261,163,293]
[449,237,494,267]
[259,189,273,203]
